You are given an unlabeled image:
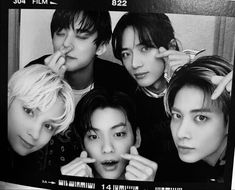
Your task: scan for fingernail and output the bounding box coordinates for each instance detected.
[211,92,217,100]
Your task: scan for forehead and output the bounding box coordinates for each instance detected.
[173,86,222,113]
[90,107,128,131]
[17,97,65,119]
[122,26,140,48]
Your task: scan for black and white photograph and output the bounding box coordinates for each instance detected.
[1,0,235,189]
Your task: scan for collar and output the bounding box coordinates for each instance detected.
[141,87,166,98]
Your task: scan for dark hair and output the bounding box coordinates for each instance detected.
[112,12,179,61]
[51,9,112,46]
[164,55,232,124]
[72,88,138,146]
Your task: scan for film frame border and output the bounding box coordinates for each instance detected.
[2,0,235,190]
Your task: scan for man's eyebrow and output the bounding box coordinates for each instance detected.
[111,122,127,130]
[91,122,127,132]
[171,107,212,113]
[191,108,212,113]
[121,47,131,51]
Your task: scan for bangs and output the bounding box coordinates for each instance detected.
[53,10,96,35]
[75,12,96,34]
[133,25,156,48]
[201,91,223,113]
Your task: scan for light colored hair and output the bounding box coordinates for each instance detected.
[8,64,75,134]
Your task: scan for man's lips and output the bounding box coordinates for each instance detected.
[177,145,195,154]
[19,136,34,149]
[101,160,118,166]
[100,160,120,171]
[134,72,148,79]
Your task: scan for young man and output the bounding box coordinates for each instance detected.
[61,88,157,181]
[164,55,232,182]
[7,64,75,182]
[26,9,136,174]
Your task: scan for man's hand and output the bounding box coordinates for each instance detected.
[60,151,95,177]
[121,146,158,181]
[44,46,73,78]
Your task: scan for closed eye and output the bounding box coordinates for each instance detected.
[55,29,66,36]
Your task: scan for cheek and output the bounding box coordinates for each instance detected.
[115,138,134,154]
[170,121,178,138]
[52,37,63,51]
[151,60,165,75]
[37,132,53,148]
[84,140,99,158]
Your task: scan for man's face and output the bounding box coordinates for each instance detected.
[170,86,227,164]
[120,26,165,89]
[84,107,135,179]
[8,98,65,156]
[52,15,99,72]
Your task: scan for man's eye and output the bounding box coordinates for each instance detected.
[121,51,131,59]
[141,46,151,52]
[88,134,98,140]
[23,107,34,117]
[44,123,55,132]
[195,115,208,122]
[55,30,66,36]
[114,132,127,138]
[172,113,181,119]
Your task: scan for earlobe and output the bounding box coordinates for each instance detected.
[134,128,141,148]
[96,43,107,56]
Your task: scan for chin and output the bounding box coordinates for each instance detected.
[179,154,200,163]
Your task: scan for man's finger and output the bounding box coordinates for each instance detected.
[80,151,88,158]
[130,146,139,155]
[211,71,233,100]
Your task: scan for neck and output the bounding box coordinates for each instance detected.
[147,77,167,95]
[65,62,94,90]
[203,135,227,166]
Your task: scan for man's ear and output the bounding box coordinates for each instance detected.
[96,43,107,56]
[134,127,141,148]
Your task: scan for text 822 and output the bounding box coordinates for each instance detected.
[112,0,127,7]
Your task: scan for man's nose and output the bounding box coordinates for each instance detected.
[176,118,191,139]
[131,52,142,69]
[27,122,41,140]
[102,138,114,154]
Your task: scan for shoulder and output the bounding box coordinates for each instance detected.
[94,57,125,72]
[25,55,50,68]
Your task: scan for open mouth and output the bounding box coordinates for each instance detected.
[101,160,119,171]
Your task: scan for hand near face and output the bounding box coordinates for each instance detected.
[211,71,233,99]
[155,47,190,82]
[60,151,95,177]
[121,146,158,181]
[44,46,73,78]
